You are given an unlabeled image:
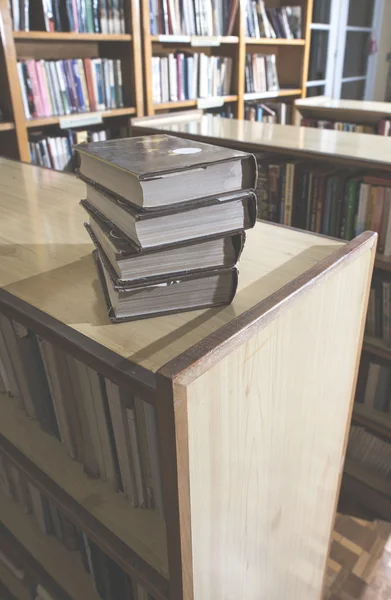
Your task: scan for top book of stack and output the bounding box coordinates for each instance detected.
[75,134,257,210]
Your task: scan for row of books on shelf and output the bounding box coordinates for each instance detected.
[357,359,391,414]
[10,0,126,33]
[245,0,301,39]
[347,425,391,481]
[151,53,232,103]
[29,127,128,171]
[366,277,391,348]
[244,101,292,124]
[149,0,238,36]
[0,457,151,600]
[300,118,391,136]
[0,313,163,511]
[245,53,279,94]
[256,159,391,251]
[17,58,124,120]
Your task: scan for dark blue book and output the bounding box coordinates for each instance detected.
[72,59,86,112]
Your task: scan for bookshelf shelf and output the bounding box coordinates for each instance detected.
[353,404,391,441]
[0,394,169,591]
[25,107,137,129]
[343,459,391,520]
[0,122,15,131]
[363,336,391,361]
[150,35,239,44]
[154,95,238,111]
[243,88,302,101]
[245,37,306,45]
[0,492,100,600]
[12,31,133,41]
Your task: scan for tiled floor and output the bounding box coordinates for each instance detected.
[325,514,391,599]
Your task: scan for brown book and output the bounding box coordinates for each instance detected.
[94,248,238,322]
[84,203,245,283]
[83,58,97,111]
[74,134,257,210]
[226,0,239,35]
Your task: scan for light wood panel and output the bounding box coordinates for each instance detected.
[0,122,15,131]
[174,235,375,600]
[0,395,169,580]
[245,37,305,45]
[295,96,391,126]
[131,114,391,170]
[13,31,132,41]
[0,159,344,374]
[25,107,136,129]
[0,492,101,600]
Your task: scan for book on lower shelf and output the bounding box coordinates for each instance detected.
[300,118,391,136]
[245,101,292,124]
[151,53,233,104]
[366,274,391,348]
[0,454,152,600]
[245,0,302,39]
[356,357,391,415]
[347,425,391,483]
[17,58,125,120]
[255,158,391,247]
[149,0,239,36]
[0,312,163,511]
[245,53,279,94]
[10,0,126,33]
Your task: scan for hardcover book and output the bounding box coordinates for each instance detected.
[75,134,257,209]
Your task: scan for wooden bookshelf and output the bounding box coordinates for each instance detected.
[0,157,375,600]
[353,404,391,441]
[130,112,391,519]
[0,0,143,164]
[141,0,312,118]
[0,122,15,131]
[343,459,391,521]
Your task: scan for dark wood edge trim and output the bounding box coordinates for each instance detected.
[0,525,72,600]
[0,434,169,600]
[159,231,377,383]
[320,238,376,597]
[0,288,156,404]
[130,125,391,171]
[155,373,187,600]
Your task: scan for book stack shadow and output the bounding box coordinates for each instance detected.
[75,135,258,322]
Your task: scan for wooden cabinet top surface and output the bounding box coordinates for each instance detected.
[0,159,344,375]
[131,115,391,169]
[295,96,391,126]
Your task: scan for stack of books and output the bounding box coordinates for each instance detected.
[75,134,257,322]
[245,101,292,124]
[0,451,151,600]
[246,1,302,39]
[17,58,124,120]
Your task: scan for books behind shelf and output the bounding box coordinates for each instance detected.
[75,134,257,209]
[245,53,279,94]
[10,0,126,33]
[17,58,124,120]
[366,276,391,348]
[29,127,128,172]
[0,457,153,600]
[151,53,233,104]
[0,313,163,511]
[301,118,391,136]
[357,359,391,414]
[246,1,302,39]
[149,0,239,36]
[245,101,292,125]
[255,158,391,250]
[347,425,391,480]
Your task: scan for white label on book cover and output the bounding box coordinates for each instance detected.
[244,91,280,101]
[158,34,190,42]
[197,97,224,109]
[59,113,103,129]
[191,36,221,46]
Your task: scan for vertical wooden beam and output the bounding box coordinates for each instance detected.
[130,0,144,116]
[236,0,246,120]
[301,0,313,97]
[140,0,154,115]
[0,0,30,161]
